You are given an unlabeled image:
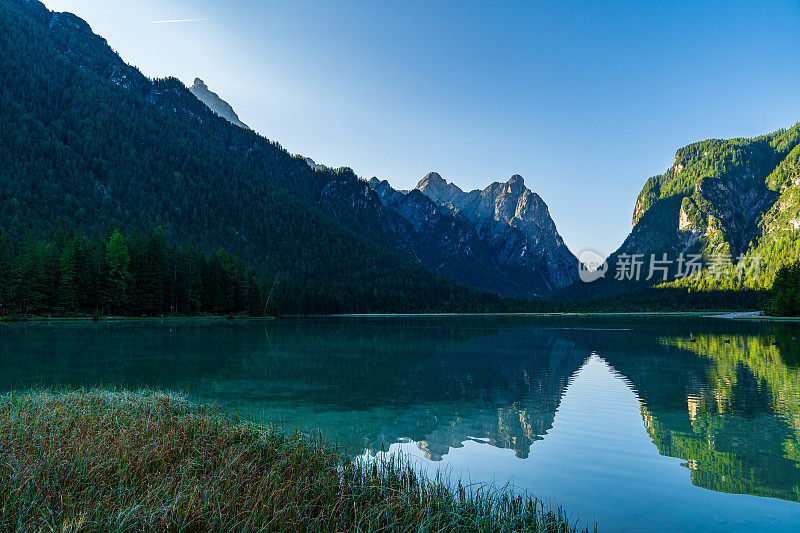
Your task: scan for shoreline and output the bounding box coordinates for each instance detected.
[0,315,277,323]
[6,310,800,324]
[0,389,588,532]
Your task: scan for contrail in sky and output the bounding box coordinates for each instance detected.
[152,18,209,24]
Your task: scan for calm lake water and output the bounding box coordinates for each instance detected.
[2,315,800,531]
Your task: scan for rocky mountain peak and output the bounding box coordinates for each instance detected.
[415,172,466,205]
[192,78,208,91]
[506,174,525,195]
[415,171,445,190]
[411,171,578,293]
[303,157,325,171]
[188,77,248,129]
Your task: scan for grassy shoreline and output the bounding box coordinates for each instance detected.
[0,389,588,532]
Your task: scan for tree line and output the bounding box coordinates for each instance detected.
[0,222,275,318]
[767,261,800,316]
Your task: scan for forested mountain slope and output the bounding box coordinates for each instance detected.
[620,123,800,286]
[622,123,800,262]
[0,0,507,313]
[560,123,800,299]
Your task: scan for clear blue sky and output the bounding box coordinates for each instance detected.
[42,0,800,256]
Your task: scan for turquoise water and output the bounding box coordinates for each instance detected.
[1,316,799,531]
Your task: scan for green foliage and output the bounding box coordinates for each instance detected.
[105,230,130,313]
[0,224,273,317]
[628,123,800,262]
[766,261,800,316]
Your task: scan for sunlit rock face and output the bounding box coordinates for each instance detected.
[189,78,249,129]
[412,172,580,294]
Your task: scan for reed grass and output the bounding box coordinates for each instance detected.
[0,389,589,532]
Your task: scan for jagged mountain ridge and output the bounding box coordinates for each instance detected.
[412,172,579,294]
[365,172,580,297]
[189,78,248,129]
[367,178,530,296]
[364,173,581,296]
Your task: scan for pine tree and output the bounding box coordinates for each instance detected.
[16,233,48,315]
[185,241,203,314]
[58,238,78,311]
[0,230,12,316]
[247,274,263,316]
[105,230,130,314]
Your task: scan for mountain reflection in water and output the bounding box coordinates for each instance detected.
[1,316,800,530]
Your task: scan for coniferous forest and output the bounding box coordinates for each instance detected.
[0,222,514,317]
[767,261,800,316]
[0,222,271,318]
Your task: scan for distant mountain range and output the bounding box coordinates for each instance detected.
[185,82,578,296]
[2,0,799,308]
[181,62,800,298]
[369,173,578,296]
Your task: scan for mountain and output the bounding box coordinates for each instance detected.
[613,123,800,287]
[555,122,800,300]
[415,172,579,293]
[367,174,578,297]
[0,0,510,314]
[368,177,527,296]
[189,78,248,129]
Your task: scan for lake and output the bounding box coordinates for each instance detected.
[1,315,799,532]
